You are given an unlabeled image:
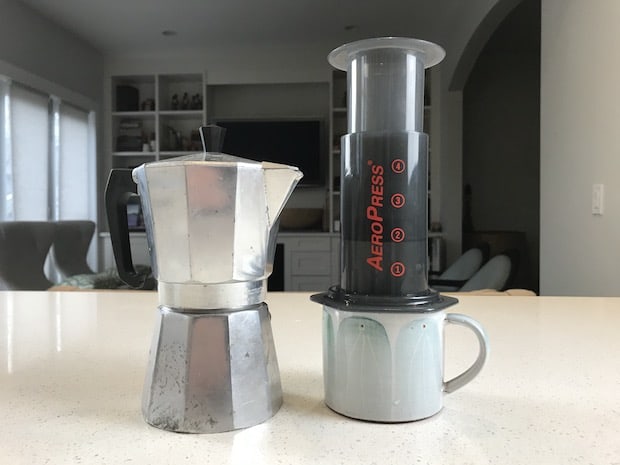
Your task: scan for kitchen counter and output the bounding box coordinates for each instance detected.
[1,291,619,464]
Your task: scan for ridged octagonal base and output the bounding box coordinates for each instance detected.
[142,303,282,433]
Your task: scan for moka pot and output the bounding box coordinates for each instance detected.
[105,125,302,433]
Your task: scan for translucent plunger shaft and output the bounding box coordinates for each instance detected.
[330,37,444,133]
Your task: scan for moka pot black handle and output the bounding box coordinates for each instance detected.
[104,169,148,288]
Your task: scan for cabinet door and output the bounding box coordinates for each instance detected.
[290,251,332,276]
[288,236,331,251]
[290,276,333,292]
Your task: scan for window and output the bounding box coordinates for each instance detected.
[0,74,97,267]
[0,78,96,221]
[10,83,49,220]
[59,102,95,220]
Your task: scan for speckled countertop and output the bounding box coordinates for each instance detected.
[0,291,619,464]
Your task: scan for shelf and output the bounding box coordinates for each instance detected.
[159,110,203,117]
[333,107,347,113]
[112,111,155,118]
[113,151,155,157]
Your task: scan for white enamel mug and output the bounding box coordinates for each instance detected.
[322,307,489,422]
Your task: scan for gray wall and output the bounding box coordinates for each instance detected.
[434,0,521,265]
[463,0,541,290]
[0,0,103,104]
[541,0,620,296]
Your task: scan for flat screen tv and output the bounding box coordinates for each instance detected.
[214,119,324,185]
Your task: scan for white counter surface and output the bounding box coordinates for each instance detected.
[1,291,619,464]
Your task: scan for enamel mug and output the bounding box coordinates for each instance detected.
[322,308,489,422]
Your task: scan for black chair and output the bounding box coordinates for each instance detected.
[51,220,96,279]
[0,221,57,290]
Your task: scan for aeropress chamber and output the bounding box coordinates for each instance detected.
[311,37,489,422]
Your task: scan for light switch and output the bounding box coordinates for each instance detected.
[592,184,604,215]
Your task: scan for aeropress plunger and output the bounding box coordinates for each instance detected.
[311,37,489,422]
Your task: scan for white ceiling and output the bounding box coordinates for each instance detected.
[17,0,466,55]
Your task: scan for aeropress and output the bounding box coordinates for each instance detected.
[311,37,489,422]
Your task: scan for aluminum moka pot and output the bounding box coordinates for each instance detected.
[105,125,302,433]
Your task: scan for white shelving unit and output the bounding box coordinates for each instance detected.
[110,73,206,170]
[328,70,347,233]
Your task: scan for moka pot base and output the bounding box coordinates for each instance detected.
[142,301,283,433]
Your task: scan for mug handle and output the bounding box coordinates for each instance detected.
[443,313,489,393]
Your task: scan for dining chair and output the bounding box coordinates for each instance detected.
[0,221,57,290]
[51,220,96,279]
